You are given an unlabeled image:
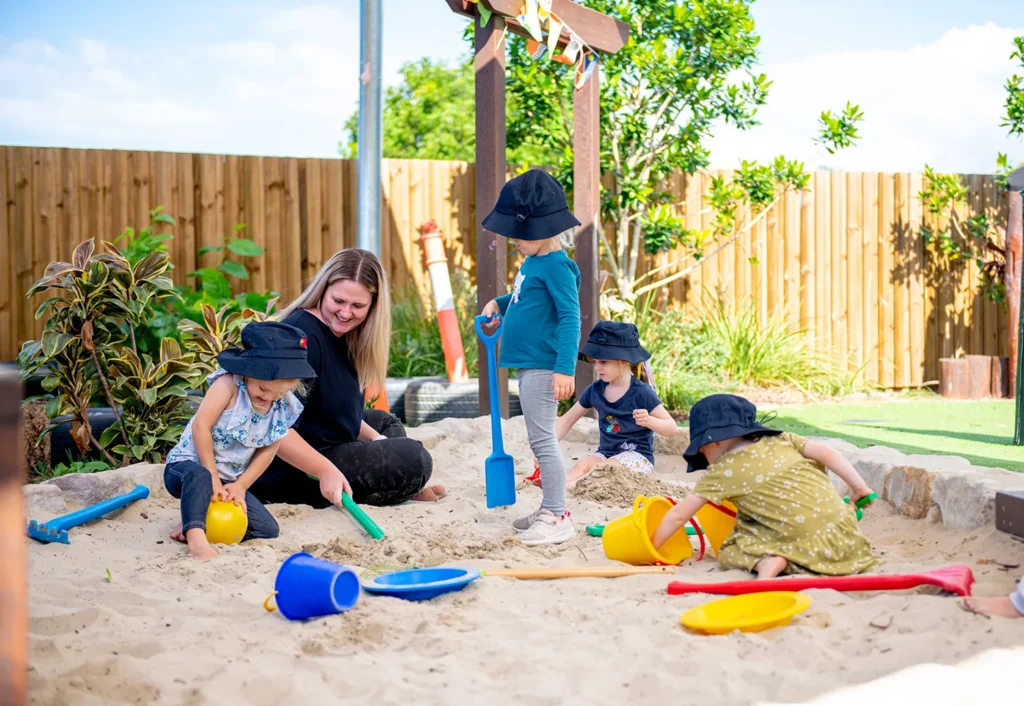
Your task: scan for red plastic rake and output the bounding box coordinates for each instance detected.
[667,564,975,597]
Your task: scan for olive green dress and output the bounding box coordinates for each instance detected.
[693,433,879,576]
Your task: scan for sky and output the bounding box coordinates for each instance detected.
[0,0,1021,173]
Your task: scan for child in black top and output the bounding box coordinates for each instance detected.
[550,321,679,487]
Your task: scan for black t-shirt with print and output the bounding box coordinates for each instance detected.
[282,309,363,450]
[578,377,662,465]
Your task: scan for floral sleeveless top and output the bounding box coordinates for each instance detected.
[165,369,303,481]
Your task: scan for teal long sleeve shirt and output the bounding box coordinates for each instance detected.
[494,250,581,376]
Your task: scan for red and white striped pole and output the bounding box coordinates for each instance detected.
[418,221,469,383]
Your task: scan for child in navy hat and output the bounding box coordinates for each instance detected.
[164,321,314,560]
[533,321,679,487]
[479,168,581,545]
[651,394,879,579]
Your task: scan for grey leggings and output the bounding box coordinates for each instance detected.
[518,369,566,516]
[1012,578,1024,615]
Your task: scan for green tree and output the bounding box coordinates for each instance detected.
[341,56,561,165]
[495,0,861,304]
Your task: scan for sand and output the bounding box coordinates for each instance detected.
[25,415,1024,706]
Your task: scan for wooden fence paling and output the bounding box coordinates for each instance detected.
[0,146,1015,390]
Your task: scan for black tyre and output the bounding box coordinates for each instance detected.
[403,378,522,427]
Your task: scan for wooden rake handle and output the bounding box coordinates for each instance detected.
[483,566,674,579]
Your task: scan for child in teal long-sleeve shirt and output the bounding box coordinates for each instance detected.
[480,169,581,545]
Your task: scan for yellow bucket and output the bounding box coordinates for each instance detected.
[694,500,737,558]
[602,495,693,566]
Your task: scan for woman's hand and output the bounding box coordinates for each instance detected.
[319,465,354,507]
[222,482,248,511]
[552,373,575,401]
[480,300,500,331]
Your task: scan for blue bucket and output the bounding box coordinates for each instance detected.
[273,552,360,621]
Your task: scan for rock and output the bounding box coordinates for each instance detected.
[43,463,165,509]
[565,417,599,445]
[884,466,934,519]
[655,429,691,456]
[23,483,67,518]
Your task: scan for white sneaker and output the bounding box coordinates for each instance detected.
[518,510,575,546]
[512,506,543,532]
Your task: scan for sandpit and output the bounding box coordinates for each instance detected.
[23,415,1024,705]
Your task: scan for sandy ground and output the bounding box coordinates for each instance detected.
[25,416,1024,706]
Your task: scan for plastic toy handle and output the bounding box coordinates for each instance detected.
[341,492,385,540]
[631,495,647,529]
[474,314,503,344]
[46,485,150,532]
[263,591,278,612]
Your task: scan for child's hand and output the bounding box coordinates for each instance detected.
[633,409,651,428]
[552,373,575,401]
[850,485,875,507]
[480,300,500,331]
[222,483,248,511]
[211,477,227,502]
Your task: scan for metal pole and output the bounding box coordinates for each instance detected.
[357,0,383,254]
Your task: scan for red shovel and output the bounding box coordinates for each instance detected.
[667,564,974,597]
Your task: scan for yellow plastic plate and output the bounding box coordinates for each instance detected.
[681,591,812,635]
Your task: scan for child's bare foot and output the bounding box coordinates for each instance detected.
[963,595,1023,618]
[169,524,186,543]
[412,485,447,502]
[754,555,787,579]
[185,528,217,561]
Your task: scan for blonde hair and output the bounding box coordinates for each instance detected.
[279,249,391,393]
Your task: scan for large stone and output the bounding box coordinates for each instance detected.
[654,428,691,456]
[42,463,165,509]
[23,483,67,519]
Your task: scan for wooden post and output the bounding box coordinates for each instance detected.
[993,356,1010,399]
[939,358,968,399]
[0,370,26,706]
[1008,188,1022,401]
[474,11,510,418]
[966,355,992,400]
[573,63,601,400]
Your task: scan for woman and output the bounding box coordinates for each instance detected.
[249,249,446,508]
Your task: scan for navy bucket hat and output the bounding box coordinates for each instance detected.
[481,169,581,241]
[217,321,316,381]
[684,394,782,472]
[578,321,651,365]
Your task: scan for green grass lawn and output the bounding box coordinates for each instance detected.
[769,398,1023,473]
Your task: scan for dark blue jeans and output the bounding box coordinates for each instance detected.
[164,460,280,541]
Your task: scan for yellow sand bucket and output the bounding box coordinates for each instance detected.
[694,500,737,558]
[602,495,693,566]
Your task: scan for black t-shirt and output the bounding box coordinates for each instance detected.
[283,309,363,450]
[578,377,662,464]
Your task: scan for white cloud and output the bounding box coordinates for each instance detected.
[707,23,1024,173]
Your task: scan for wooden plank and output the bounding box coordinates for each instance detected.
[907,172,928,386]
[195,153,225,290]
[892,173,910,387]
[701,173,722,306]
[57,148,80,264]
[0,148,11,361]
[243,156,267,295]
[574,60,601,396]
[262,158,285,304]
[344,159,359,250]
[862,172,879,383]
[131,150,152,233]
[831,171,848,370]
[31,149,57,340]
[281,158,302,302]
[799,183,814,345]
[846,171,864,375]
[475,13,509,416]
[783,189,800,328]
[301,159,324,286]
[684,172,704,311]
[737,193,753,319]
[108,149,130,245]
[814,171,831,352]
[12,148,34,352]
[322,159,344,260]
[387,159,411,291]
[766,191,783,317]
[877,172,896,387]
[968,174,985,357]
[151,151,177,278]
[174,152,196,283]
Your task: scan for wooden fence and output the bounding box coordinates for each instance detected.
[0,146,1012,388]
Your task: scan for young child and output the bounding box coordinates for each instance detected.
[164,321,313,560]
[480,169,581,546]
[652,394,879,578]
[538,321,678,487]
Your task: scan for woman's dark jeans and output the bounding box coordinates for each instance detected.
[249,410,433,508]
[164,460,280,540]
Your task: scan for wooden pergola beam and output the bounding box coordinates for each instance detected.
[448,1,628,416]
